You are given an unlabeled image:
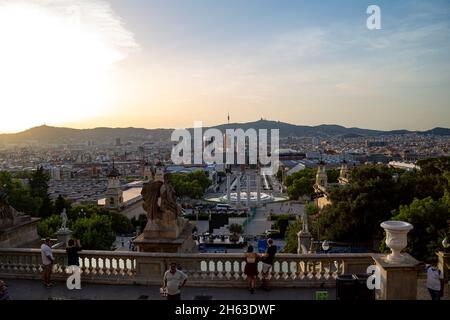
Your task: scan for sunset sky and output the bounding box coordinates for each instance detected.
[0,0,449,133]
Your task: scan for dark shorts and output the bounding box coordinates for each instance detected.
[428,288,441,300]
[167,293,181,300]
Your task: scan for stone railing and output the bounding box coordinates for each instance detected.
[0,249,373,287]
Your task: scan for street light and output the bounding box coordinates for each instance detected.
[322,240,330,253]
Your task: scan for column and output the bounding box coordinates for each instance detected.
[371,253,420,300]
[246,172,251,208]
[256,171,261,206]
[226,172,231,204]
[236,172,241,208]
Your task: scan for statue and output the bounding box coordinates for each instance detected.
[60,208,68,230]
[159,173,181,220]
[141,172,180,224]
[0,187,14,227]
[141,179,164,221]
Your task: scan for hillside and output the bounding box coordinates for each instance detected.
[0,120,448,144]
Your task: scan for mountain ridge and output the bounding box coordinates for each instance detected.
[0,120,449,144]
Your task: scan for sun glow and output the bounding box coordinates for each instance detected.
[0,0,138,133]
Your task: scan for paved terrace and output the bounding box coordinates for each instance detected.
[3,278,448,300]
[5,279,328,300]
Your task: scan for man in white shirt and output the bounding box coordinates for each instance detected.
[163,262,187,300]
[41,238,54,288]
[426,262,444,300]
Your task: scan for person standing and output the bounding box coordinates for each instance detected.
[163,263,188,300]
[66,239,82,266]
[0,280,11,301]
[426,262,444,300]
[261,238,277,291]
[41,238,54,288]
[244,246,259,294]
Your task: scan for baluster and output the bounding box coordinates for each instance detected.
[232,260,240,280]
[119,258,125,276]
[208,260,216,279]
[104,258,111,276]
[224,261,232,279]
[112,258,118,275]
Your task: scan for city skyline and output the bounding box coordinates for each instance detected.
[0,0,449,133]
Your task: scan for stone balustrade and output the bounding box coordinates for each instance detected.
[0,249,373,288]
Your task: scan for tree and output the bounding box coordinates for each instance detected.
[55,194,72,215]
[312,158,450,255]
[389,197,450,262]
[0,171,42,216]
[285,169,316,200]
[29,166,53,218]
[282,219,303,253]
[71,215,116,250]
[313,165,419,243]
[327,169,340,183]
[305,203,319,216]
[37,214,62,238]
[109,212,133,235]
[170,171,212,199]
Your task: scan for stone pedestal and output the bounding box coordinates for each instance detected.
[56,228,72,248]
[372,253,420,300]
[133,218,197,253]
[297,230,312,254]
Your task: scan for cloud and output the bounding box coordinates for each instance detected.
[0,0,140,65]
[0,0,140,132]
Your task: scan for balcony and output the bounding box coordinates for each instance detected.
[0,248,372,287]
[1,248,443,300]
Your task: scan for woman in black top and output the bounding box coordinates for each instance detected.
[66,239,82,266]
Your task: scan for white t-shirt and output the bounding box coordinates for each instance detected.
[41,244,54,266]
[163,269,188,295]
[426,265,443,291]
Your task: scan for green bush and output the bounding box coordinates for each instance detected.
[37,215,62,238]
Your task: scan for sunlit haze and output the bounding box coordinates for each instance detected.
[0,0,449,133]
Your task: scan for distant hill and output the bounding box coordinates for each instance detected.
[0,120,448,144]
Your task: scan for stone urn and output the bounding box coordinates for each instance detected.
[381,221,413,263]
